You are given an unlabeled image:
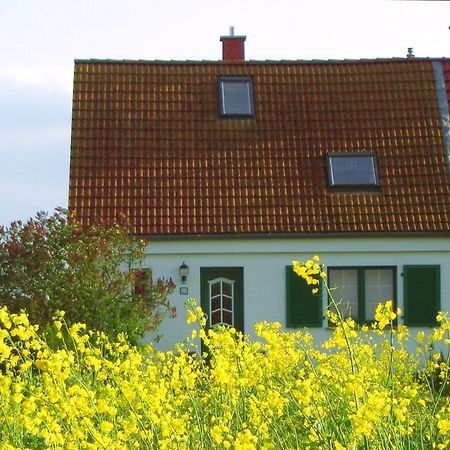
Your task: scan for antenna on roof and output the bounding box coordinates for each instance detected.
[407,47,415,59]
[229,26,235,36]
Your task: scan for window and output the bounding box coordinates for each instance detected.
[218,76,254,117]
[326,153,379,188]
[404,265,440,326]
[200,267,244,332]
[328,267,395,324]
[286,266,323,327]
[209,278,235,327]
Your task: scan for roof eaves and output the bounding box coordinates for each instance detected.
[139,231,450,241]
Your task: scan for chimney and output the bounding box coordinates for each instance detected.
[220,26,246,61]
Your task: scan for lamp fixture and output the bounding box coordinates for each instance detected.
[179,262,189,283]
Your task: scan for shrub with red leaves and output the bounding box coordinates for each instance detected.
[0,209,175,345]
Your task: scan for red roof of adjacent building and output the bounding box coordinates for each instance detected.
[69,56,450,236]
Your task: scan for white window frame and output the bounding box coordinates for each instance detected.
[208,277,235,327]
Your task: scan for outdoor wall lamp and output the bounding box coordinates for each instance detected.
[179,262,189,283]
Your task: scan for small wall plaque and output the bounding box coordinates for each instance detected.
[179,287,189,295]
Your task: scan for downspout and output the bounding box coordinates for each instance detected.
[432,60,450,180]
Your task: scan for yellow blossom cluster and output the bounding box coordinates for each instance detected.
[0,292,449,449]
[374,300,401,331]
[292,255,326,294]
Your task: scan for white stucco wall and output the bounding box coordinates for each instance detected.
[142,235,450,352]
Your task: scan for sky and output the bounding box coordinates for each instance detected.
[0,0,449,227]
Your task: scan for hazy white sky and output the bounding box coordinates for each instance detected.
[0,0,449,227]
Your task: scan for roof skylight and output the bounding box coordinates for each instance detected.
[327,153,379,189]
[218,76,254,117]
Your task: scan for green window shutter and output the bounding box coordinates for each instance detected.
[286,266,322,327]
[404,265,440,326]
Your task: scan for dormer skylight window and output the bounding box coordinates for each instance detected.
[327,153,379,189]
[218,76,254,117]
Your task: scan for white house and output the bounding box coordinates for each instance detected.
[69,33,450,350]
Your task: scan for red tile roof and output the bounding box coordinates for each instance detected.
[69,59,450,236]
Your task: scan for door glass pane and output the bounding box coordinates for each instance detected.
[223,282,232,297]
[211,310,222,326]
[329,269,358,321]
[223,310,233,326]
[211,296,221,311]
[223,296,232,311]
[211,282,220,297]
[365,269,394,321]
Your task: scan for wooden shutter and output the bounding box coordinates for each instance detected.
[286,266,322,327]
[404,265,440,326]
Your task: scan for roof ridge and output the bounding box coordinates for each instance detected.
[74,57,450,65]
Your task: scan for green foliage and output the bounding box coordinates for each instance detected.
[0,209,175,345]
